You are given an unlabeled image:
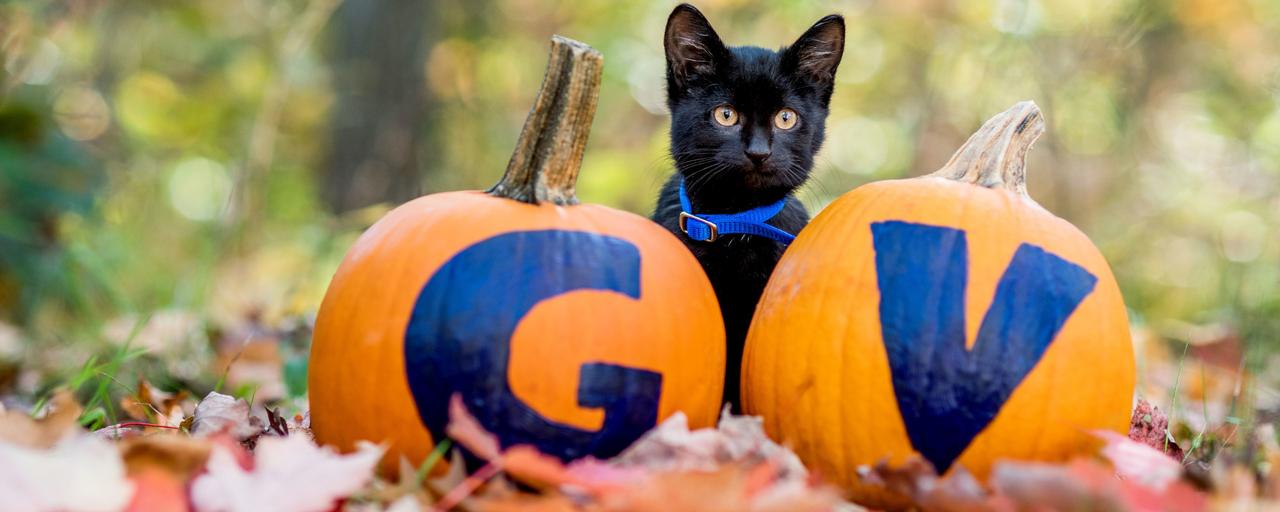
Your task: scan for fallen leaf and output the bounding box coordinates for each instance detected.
[446,393,501,463]
[189,434,383,512]
[95,422,183,441]
[0,434,135,512]
[610,408,807,480]
[564,458,647,489]
[120,433,215,481]
[120,377,192,427]
[992,459,1206,512]
[445,401,845,512]
[992,460,1116,510]
[0,390,82,448]
[124,467,190,512]
[1129,398,1184,459]
[191,391,262,441]
[500,445,584,490]
[596,462,840,512]
[424,449,470,500]
[477,494,580,512]
[855,455,987,511]
[1093,430,1184,491]
[385,494,427,512]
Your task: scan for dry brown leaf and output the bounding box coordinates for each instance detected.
[856,455,988,511]
[425,449,471,500]
[0,390,82,448]
[120,433,214,481]
[120,377,193,426]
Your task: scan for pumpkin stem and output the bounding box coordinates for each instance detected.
[488,35,603,205]
[930,101,1044,197]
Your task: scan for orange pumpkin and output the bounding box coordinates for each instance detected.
[742,102,1135,507]
[308,37,724,473]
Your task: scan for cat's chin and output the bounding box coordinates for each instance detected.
[741,167,803,192]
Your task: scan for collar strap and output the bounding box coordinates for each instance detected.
[678,180,796,244]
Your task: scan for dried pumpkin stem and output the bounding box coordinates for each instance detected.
[930,101,1045,198]
[488,35,603,205]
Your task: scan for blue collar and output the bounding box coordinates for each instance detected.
[678,180,796,245]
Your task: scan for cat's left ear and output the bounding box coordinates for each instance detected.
[785,14,845,84]
[665,4,728,89]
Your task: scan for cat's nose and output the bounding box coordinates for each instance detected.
[745,148,771,164]
[746,131,771,165]
[745,146,771,165]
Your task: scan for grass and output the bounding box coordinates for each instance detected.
[418,439,454,485]
[31,315,149,429]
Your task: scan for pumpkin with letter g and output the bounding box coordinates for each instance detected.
[308,36,725,473]
[742,102,1135,507]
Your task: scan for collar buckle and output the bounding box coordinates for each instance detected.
[679,212,718,242]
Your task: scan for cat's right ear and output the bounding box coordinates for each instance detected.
[665,4,727,89]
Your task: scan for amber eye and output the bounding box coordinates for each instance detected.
[774,108,799,130]
[712,105,739,127]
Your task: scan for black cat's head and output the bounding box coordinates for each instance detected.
[665,4,844,206]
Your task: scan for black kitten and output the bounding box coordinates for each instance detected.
[652,4,844,411]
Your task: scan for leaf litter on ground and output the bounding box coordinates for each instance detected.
[1,360,1278,512]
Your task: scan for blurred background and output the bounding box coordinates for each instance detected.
[0,0,1276,434]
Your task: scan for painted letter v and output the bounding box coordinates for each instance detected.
[871,221,1097,473]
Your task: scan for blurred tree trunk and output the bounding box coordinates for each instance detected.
[322,0,435,213]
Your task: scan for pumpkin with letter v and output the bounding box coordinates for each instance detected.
[308,36,724,474]
[741,102,1135,507]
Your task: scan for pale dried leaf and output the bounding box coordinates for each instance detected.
[190,435,383,512]
[192,391,261,440]
[610,409,807,479]
[385,494,426,512]
[0,434,135,512]
[1093,430,1183,490]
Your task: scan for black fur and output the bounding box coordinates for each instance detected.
[652,4,845,411]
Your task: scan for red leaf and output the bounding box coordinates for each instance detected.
[1128,398,1184,460]
[446,393,501,462]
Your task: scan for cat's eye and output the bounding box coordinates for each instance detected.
[774,108,799,130]
[712,105,739,127]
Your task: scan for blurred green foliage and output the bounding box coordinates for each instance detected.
[0,0,1278,387]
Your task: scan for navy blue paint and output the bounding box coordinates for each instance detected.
[403,230,663,464]
[871,221,1097,473]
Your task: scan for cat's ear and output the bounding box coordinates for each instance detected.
[785,14,845,84]
[664,4,727,88]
